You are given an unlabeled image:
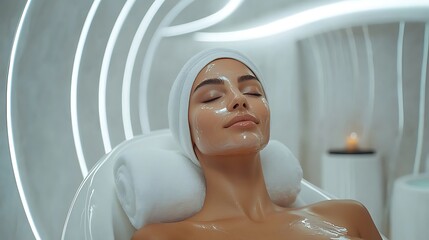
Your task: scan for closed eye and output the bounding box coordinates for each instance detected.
[202,96,221,103]
[244,92,262,97]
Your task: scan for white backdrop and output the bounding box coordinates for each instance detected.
[1,0,429,239]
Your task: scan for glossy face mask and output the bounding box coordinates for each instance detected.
[188,58,270,157]
[168,48,267,167]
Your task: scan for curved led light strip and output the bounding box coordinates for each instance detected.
[395,22,405,162]
[308,36,330,152]
[346,28,359,112]
[71,0,102,178]
[161,0,242,37]
[122,0,165,140]
[362,25,376,148]
[384,21,406,223]
[194,0,429,42]
[6,1,42,239]
[317,35,332,151]
[413,22,429,175]
[139,0,241,133]
[99,0,136,153]
[139,0,195,134]
[327,33,340,96]
[308,37,325,120]
[346,28,359,81]
[394,23,406,173]
[126,0,241,137]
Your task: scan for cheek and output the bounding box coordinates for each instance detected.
[255,98,270,141]
[254,98,270,124]
[191,109,210,140]
[263,100,270,128]
[189,105,228,147]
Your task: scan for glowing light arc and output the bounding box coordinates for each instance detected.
[6,0,42,239]
[194,0,429,42]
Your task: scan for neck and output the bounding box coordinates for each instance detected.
[193,149,279,222]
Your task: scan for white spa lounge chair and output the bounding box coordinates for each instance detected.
[62,129,385,240]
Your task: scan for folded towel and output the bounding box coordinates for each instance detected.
[114,136,302,229]
[115,147,205,229]
[261,140,303,207]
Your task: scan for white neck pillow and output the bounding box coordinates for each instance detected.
[113,131,302,229]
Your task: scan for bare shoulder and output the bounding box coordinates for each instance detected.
[131,222,189,240]
[305,200,382,239]
[307,199,368,217]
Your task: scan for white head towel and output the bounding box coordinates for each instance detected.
[168,48,265,166]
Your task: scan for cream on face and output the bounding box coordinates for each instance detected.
[188,58,270,157]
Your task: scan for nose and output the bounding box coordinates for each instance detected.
[228,91,248,111]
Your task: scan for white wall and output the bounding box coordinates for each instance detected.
[1,1,34,239]
[1,0,428,239]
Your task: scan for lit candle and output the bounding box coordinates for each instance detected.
[328,132,374,155]
[346,132,359,152]
[322,132,382,229]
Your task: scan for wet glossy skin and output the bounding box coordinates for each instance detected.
[133,200,380,240]
[132,58,382,240]
[188,58,270,158]
[184,59,277,224]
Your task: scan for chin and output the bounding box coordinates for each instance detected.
[222,133,268,155]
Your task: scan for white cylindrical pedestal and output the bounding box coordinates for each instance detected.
[390,174,429,240]
[321,152,383,230]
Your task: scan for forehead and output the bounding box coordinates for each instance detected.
[193,58,255,86]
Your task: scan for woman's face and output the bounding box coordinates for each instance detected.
[188,58,270,157]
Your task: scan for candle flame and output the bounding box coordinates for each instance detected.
[346,132,359,152]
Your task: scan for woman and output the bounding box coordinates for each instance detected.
[132,49,382,240]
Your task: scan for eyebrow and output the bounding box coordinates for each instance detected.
[193,78,224,93]
[193,74,260,93]
[238,74,259,83]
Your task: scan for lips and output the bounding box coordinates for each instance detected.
[224,114,259,128]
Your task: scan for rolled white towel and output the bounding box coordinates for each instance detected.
[114,148,205,229]
[114,139,302,229]
[261,140,302,207]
